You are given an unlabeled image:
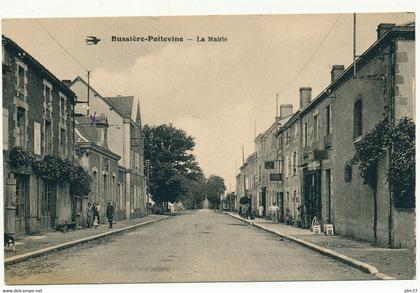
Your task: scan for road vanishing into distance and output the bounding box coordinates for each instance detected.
[6,209,374,284]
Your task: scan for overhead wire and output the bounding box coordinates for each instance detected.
[277,14,343,97]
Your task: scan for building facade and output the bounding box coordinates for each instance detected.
[75,115,122,225]
[70,77,147,219]
[3,36,77,235]
[237,23,415,247]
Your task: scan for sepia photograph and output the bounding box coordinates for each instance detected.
[1,7,416,289]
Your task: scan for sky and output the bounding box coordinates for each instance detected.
[2,13,415,191]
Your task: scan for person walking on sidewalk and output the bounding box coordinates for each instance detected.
[268,202,280,223]
[86,202,93,228]
[106,201,115,228]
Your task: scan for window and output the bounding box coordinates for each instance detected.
[103,174,108,194]
[326,105,332,135]
[258,165,261,182]
[313,114,319,144]
[353,99,363,139]
[135,153,140,172]
[17,64,25,91]
[43,80,52,116]
[16,107,26,148]
[41,181,52,217]
[344,165,352,182]
[304,122,308,148]
[15,176,27,218]
[3,109,9,150]
[92,171,98,201]
[284,156,288,178]
[43,121,52,155]
[293,151,297,176]
[60,128,67,156]
[59,93,67,124]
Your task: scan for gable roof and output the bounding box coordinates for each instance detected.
[102,96,134,119]
[71,76,138,120]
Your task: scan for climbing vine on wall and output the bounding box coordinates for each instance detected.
[353,119,391,189]
[388,117,415,208]
[353,117,415,208]
[9,147,92,197]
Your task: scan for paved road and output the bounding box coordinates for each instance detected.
[5,209,374,284]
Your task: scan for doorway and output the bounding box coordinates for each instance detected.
[15,174,29,234]
[303,169,322,226]
[261,187,267,217]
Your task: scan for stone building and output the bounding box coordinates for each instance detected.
[2,36,77,235]
[75,115,121,225]
[236,23,415,247]
[254,108,292,218]
[330,23,415,247]
[69,77,147,219]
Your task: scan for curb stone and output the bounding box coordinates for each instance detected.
[5,216,169,266]
[225,212,395,280]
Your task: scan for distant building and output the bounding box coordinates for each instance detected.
[70,77,147,219]
[2,36,77,235]
[254,110,291,219]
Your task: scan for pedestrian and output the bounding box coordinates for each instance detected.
[169,204,175,216]
[92,202,98,226]
[269,202,280,223]
[258,205,264,218]
[93,216,99,229]
[96,202,101,224]
[106,201,115,228]
[285,208,291,225]
[86,202,93,228]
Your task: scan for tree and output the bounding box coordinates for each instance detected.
[204,175,226,209]
[143,124,204,206]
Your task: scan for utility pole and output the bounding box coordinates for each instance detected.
[87,70,90,115]
[353,13,357,78]
[242,146,249,212]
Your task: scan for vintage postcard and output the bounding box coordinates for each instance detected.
[1,12,416,288]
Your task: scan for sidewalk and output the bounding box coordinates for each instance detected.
[226,212,415,280]
[4,214,168,264]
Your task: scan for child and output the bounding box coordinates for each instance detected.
[93,216,99,229]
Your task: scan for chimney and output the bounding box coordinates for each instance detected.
[331,65,345,83]
[377,23,395,39]
[299,87,312,109]
[62,80,72,87]
[279,104,293,119]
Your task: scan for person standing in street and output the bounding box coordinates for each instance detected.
[96,202,101,224]
[258,205,264,218]
[269,202,280,223]
[92,203,98,226]
[86,202,93,228]
[106,201,115,228]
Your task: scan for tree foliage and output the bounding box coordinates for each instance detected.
[204,175,226,208]
[143,124,205,205]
